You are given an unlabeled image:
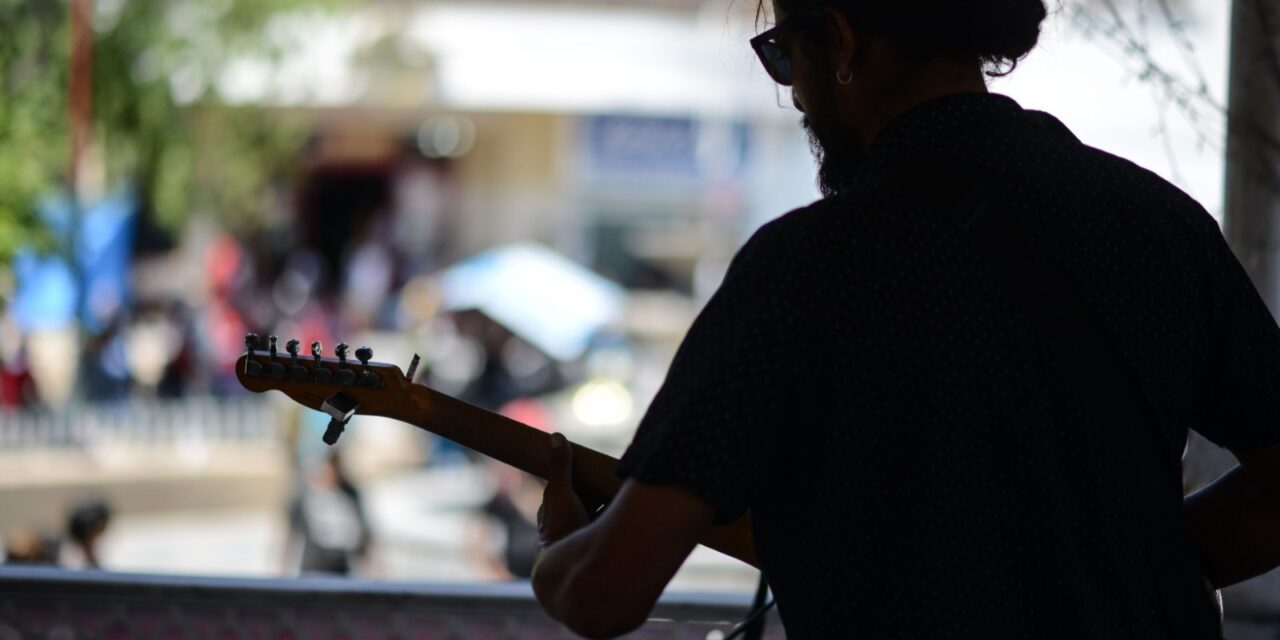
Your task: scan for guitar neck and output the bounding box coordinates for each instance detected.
[400,384,757,566]
[404,384,621,507]
[232,349,756,567]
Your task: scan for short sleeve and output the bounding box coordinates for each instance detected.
[1196,217,1280,451]
[616,221,808,524]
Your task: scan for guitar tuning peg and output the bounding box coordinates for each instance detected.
[285,339,307,382]
[267,335,287,379]
[310,340,333,385]
[334,343,356,386]
[354,346,376,386]
[243,333,263,377]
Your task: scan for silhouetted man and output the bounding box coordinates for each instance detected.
[532,1,1280,637]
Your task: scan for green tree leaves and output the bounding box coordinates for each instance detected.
[0,0,344,266]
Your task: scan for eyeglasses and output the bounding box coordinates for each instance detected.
[749,12,821,86]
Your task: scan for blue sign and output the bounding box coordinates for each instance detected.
[581,115,749,180]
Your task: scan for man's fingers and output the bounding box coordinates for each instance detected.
[547,432,573,488]
[538,433,591,547]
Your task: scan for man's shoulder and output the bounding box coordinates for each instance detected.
[739,197,856,261]
[713,199,855,292]
[756,194,868,239]
[1019,111,1207,215]
[1049,133,1221,248]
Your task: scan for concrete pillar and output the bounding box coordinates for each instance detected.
[1222,0,1280,317]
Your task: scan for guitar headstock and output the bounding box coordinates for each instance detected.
[236,334,422,439]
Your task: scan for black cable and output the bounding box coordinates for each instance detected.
[723,600,776,640]
[724,573,775,640]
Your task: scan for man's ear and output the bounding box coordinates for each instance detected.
[822,7,858,73]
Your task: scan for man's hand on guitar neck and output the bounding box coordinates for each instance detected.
[535,433,589,548]
[531,433,718,639]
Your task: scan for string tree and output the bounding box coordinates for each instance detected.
[405,354,421,383]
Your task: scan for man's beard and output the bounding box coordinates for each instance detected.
[803,116,864,198]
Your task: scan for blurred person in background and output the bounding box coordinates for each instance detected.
[154,300,199,399]
[64,500,111,569]
[469,397,554,580]
[2,529,60,565]
[0,347,36,409]
[285,450,371,576]
[469,461,542,581]
[340,218,398,332]
[0,308,36,408]
[532,0,1280,638]
[79,317,130,402]
[452,312,517,411]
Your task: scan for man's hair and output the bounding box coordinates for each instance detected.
[761,0,1049,76]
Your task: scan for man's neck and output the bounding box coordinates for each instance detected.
[850,60,990,150]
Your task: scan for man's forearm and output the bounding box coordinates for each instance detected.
[532,524,643,639]
[531,528,588,621]
[1184,465,1280,588]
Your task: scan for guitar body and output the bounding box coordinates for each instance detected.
[235,347,757,567]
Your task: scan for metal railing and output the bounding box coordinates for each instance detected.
[0,566,784,639]
[0,397,277,451]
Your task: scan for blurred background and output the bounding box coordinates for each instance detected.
[0,0,1267,606]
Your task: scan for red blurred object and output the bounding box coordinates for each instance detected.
[206,235,243,296]
[0,359,35,407]
[498,397,552,432]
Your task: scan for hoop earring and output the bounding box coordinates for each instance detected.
[836,69,853,85]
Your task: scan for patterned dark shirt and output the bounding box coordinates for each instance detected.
[616,93,1280,638]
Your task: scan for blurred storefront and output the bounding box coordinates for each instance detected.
[234,0,818,297]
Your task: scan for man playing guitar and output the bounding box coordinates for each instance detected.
[530,1,1280,638]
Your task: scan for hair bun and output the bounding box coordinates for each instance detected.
[967,0,1049,71]
[908,0,1047,73]
[785,0,1050,75]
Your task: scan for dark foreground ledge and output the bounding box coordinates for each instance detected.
[0,566,784,639]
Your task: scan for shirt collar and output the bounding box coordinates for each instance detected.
[842,92,1025,192]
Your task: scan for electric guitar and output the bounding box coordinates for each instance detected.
[235,334,758,567]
